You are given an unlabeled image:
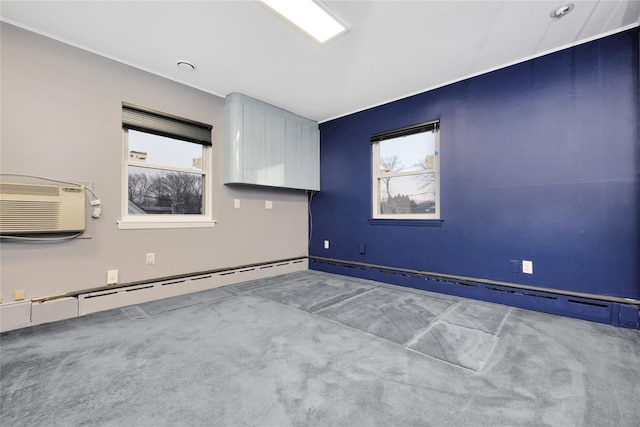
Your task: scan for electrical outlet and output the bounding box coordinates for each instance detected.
[14,290,25,301]
[324,240,330,249]
[146,253,155,265]
[107,269,119,285]
[522,260,533,274]
[265,200,273,209]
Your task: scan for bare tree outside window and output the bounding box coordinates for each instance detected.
[126,129,206,215]
[380,155,402,202]
[128,169,202,214]
[128,172,151,206]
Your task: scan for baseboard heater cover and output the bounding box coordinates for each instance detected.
[78,258,307,315]
[1,258,308,333]
[309,257,639,329]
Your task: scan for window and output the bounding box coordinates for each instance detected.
[371,121,440,220]
[118,104,215,229]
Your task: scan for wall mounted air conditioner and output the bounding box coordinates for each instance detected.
[0,182,85,234]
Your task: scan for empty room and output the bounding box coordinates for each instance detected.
[1,1,639,426]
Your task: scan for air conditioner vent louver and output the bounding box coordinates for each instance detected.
[0,182,85,234]
[0,182,60,196]
[1,200,60,231]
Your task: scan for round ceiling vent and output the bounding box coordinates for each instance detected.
[177,61,196,71]
[550,3,574,19]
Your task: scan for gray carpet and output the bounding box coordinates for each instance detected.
[1,270,639,426]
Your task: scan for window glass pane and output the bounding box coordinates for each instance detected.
[379,131,436,174]
[128,166,203,214]
[377,173,436,215]
[128,130,203,170]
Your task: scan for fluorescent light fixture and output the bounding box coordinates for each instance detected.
[260,0,347,44]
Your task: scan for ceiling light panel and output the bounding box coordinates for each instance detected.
[260,0,347,44]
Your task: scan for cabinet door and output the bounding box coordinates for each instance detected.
[265,111,285,186]
[284,119,304,188]
[302,125,320,191]
[285,119,320,190]
[242,103,266,185]
[223,101,244,184]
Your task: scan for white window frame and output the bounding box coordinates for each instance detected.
[117,110,216,230]
[372,122,440,220]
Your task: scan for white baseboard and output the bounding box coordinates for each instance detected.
[0,301,32,332]
[31,297,79,326]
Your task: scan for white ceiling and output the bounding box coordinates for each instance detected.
[2,1,639,122]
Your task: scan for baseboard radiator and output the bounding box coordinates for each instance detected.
[77,258,306,315]
[1,258,307,332]
[309,257,640,329]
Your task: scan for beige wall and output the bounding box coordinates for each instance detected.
[0,24,308,304]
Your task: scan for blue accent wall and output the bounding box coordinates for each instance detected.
[311,30,639,306]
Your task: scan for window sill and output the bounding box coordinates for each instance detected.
[117,219,217,230]
[368,218,444,227]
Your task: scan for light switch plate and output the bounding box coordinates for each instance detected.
[522,260,533,274]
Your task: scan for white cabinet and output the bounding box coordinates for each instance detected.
[224,93,320,191]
